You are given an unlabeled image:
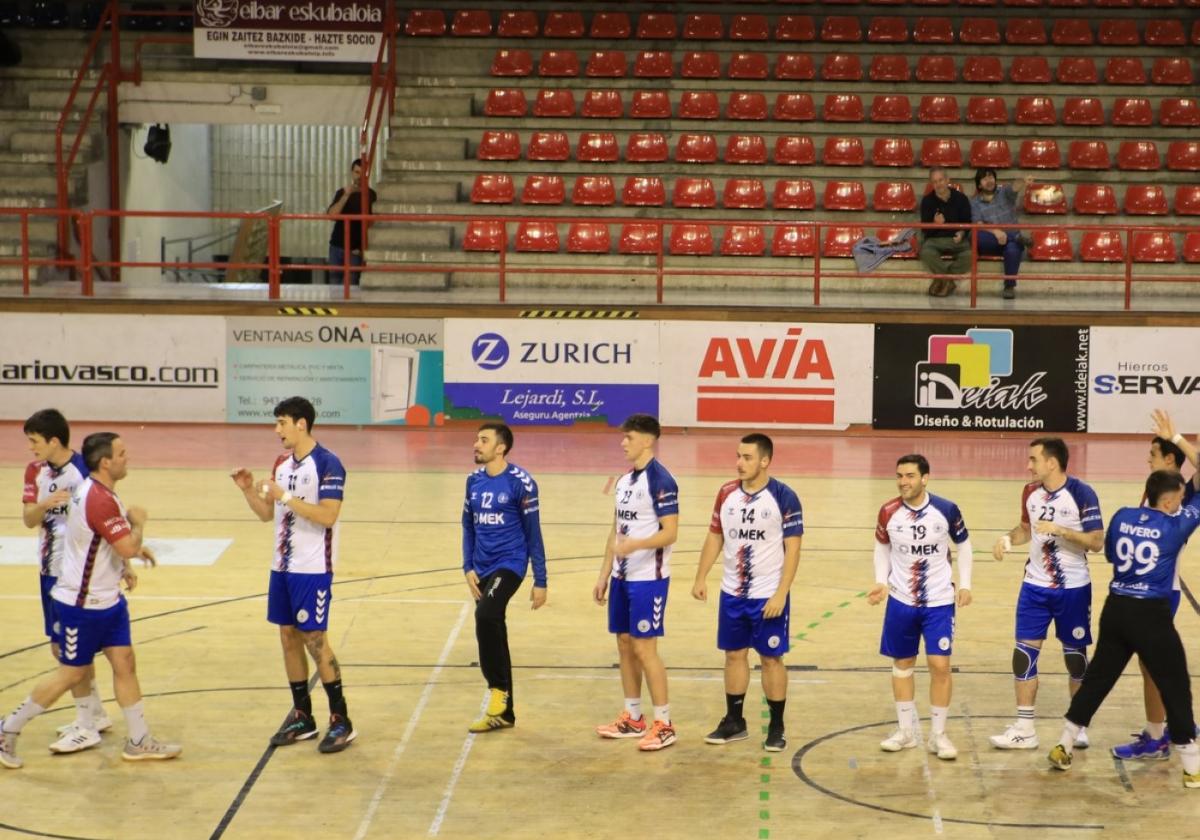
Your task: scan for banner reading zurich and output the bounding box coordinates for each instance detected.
[444,319,658,426]
[873,324,1089,432]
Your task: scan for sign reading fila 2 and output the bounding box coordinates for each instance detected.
[659,322,874,428]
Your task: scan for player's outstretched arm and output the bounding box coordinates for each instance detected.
[1152,409,1200,474]
[691,530,724,602]
[993,522,1031,560]
[231,469,273,522]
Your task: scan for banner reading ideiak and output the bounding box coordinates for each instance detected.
[194,0,386,63]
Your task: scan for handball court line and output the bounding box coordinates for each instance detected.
[428,692,490,837]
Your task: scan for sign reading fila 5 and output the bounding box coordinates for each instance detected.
[659,322,874,428]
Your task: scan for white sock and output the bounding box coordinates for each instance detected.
[1016,705,1036,734]
[930,706,948,735]
[73,696,94,730]
[896,700,917,733]
[653,704,670,725]
[624,698,643,721]
[122,701,150,744]
[1147,721,1166,740]
[1058,719,1081,754]
[88,680,105,719]
[1178,741,1200,775]
[2,696,44,734]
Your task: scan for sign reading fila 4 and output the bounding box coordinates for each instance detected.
[659,322,874,429]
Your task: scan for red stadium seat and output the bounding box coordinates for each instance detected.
[873,181,917,211]
[823,94,865,121]
[538,50,580,77]
[723,179,767,209]
[872,137,915,166]
[543,12,583,38]
[966,96,1008,124]
[823,226,866,258]
[477,131,520,161]
[669,224,714,256]
[1160,98,1200,126]
[630,90,671,118]
[1168,141,1200,171]
[1152,58,1194,85]
[1057,57,1098,84]
[821,16,864,42]
[1024,182,1067,214]
[491,49,532,77]
[1124,185,1169,214]
[515,221,559,252]
[824,137,866,166]
[729,52,769,79]
[404,10,446,36]
[775,15,817,42]
[1029,229,1073,260]
[868,16,909,42]
[520,174,565,205]
[1006,18,1047,44]
[683,14,724,40]
[682,51,721,78]
[1004,0,1042,6]
[627,133,668,162]
[675,134,718,163]
[876,227,918,258]
[774,136,816,165]
[1176,185,1200,215]
[636,13,676,40]
[870,55,911,81]
[679,91,720,119]
[633,51,672,78]
[772,225,817,257]
[1074,183,1119,214]
[1106,57,1147,84]
[497,12,538,38]
[527,131,570,161]
[1117,140,1160,170]
[1095,0,1133,5]
[913,16,954,42]
[822,53,864,80]
[960,18,1002,43]
[1068,140,1111,169]
[619,224,662,255]
[970,138,1013,167]
[1051,19,1093,44]
[916,55,956,81]
[1019,139,1061,168]
[589,12,630,39]
[727,92,768,120]
[1050,0,1090,6]
[586,51,627,78]
[470,173,514,204]
[1062,98,1105,126]
[870,94,913,122]
[572,175,616,206]
[567,223,611,254]
[1010,56,1052,83]
[776,53,816,80]
[533,89,575,117]
[721,225,767,256]
[1132,231,1177,263]
[451,10,492,36]
[921,138,963,166]
[582,90,623,118]
[577,132,619,162]
[1186,232,1200,263]
[622,176,666,207]
[484,88,528,117]
[1194,19,1200,45]
[918,95,960,123]
[1112,98,1153,126]
[962,56,1003,82]
[1145,19,1186,45]
[1098,18,1139,44]
[463,220,505,252]
[773,179,817,210]
[1015,96,1057,125]
[725,134,768,164]
[774,93,816,121]
[730,14,770,41]
[1080,230,1125,262]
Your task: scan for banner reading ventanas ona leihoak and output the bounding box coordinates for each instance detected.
[194,0,386,62]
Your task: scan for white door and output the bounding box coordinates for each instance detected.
[372,347,418,421]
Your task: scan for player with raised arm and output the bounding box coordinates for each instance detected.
[869,454,972,760]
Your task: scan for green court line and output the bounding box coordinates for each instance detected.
[795,591,867,640]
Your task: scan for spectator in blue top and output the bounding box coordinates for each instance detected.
[970,169,1034,300]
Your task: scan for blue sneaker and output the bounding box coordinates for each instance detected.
[1111,730,1170,761]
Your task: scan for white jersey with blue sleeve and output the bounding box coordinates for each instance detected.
[1022,476,1103,589]
[1106,505,1200,600]
[272,444,345,574]
[613,458,679,581]
[23,453,89,578]
[462,463,547,587]
[876,494,969,608]
[711,477,804,599]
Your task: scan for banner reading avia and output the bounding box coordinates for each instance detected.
[194,0,386,62]
[873,324,1089,433]
[1088,327,1200,433]
[443,319,658,426]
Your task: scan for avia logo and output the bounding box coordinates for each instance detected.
[695,328,835,425]
[471,333,510,370]
[915,329,1047,411]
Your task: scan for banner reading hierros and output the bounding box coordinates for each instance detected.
[194,0,386,62]
[873,324,1089,433]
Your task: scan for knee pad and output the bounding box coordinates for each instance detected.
[1063,645,1088,681]
[1012,642,1040,681]
[892,665,915,679]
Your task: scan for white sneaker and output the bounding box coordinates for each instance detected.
[1074,729,1090,750]
[990,725,1039,750]
[880,728,919,752]
[122,734,182,761]
[0,728,20,769]
[927,732,958,760]
[48,724,101,754]
[56,713,112,737]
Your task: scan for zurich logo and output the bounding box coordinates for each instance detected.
[472,333,510,370]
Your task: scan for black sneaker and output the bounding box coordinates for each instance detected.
[269,709,318,747]
[1002,283,1017,300]
[704,716,749,745]
[318,714,357,753]
[764,728,787,752]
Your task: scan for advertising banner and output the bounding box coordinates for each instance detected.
[227,317,443,425]
[1088,327,1200,433]
[873,324,1090,433]
[194,0,386,62]
[443,319,658,426]
[0,313,225,422]
[659,322,874,428]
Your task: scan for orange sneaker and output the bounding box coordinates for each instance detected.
[596,711,648,739]
[637,720,677,752]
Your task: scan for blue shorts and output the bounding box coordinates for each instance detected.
[1170,589,1182,617]
[40,574,59,642]
[880,597,955,659]
[718,590,790,657]
[1015,581,1093,646]
[608,577,668,638]
[54,597,131,666]
[267,570,333,631]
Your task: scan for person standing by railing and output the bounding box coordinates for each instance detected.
[326,158,375,286]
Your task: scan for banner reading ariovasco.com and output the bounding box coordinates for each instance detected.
[193,0,387,63]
